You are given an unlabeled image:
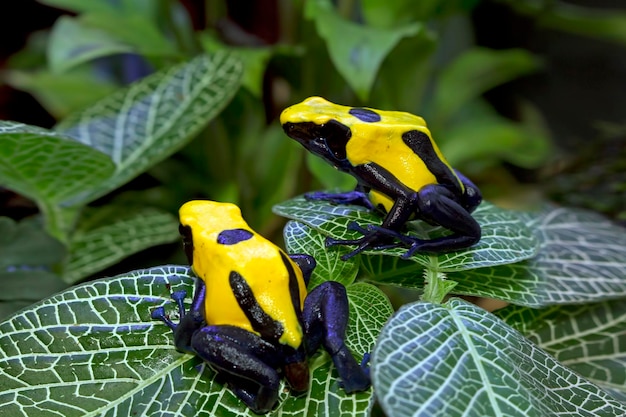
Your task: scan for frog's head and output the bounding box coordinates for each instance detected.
[178,200,250,264]
[281,96,352,169]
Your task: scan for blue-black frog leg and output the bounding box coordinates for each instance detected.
[305,188,375,210]
[454,169,483,213]
[288,253,316,286]
[151,278,206,353]
[190,325,284,414]
[325,161,482,259]
[302,281,370,393]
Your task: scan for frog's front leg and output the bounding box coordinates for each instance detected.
[151,278,206,352]
[305,186,375,210]
[190,325,283,414]
[303,281,370,393]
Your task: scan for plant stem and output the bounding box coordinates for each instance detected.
[421,268,457,304]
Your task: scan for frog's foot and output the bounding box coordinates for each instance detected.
[305,191,374,210]
[362,224,480,259]
[325,221,403,260]
[190,326,282,414]
[151,290,201,352]
[150,290,187,330]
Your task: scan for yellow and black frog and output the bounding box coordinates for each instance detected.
[281,96,482,260]
[151,200,370,414]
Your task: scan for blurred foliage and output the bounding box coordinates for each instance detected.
[2,0,624,318]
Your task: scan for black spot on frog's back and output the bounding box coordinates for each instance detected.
[349,108,381,123]
[217,229,254,245]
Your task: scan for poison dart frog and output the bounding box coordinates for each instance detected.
[151,200,370,414]
[280,96,482,260]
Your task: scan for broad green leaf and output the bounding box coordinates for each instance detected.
[447,206,626,307]
[3,69,118,119]
[284,221,358,287]
[48,16,134,73]
[64,206,179,283]
[505,1,626,46]
[371,31,436,112]
[0,217,64,270]
[0,265,377,416]
[431,48,539,125]
[362,0,437,27]
[305,0,421,100]
[0,121,115,241]
[441,113,551,169]
[81,12,179,58]
[497,299,626,401]
[0,122,114,205]
[56,52,242,205]
[37,0,118,13]
[372,298,626,417]
[273,196,538,273]
[198,32,274,97]
[0,217,68,319]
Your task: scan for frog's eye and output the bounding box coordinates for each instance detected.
[349,107,381,123]
[179,224,194,265]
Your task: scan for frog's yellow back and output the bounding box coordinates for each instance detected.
[179,200,308,348]
[280,96,459,212]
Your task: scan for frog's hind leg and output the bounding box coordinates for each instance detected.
[190,325,282,414]
[400,183,481,257]
[302,281,370,393]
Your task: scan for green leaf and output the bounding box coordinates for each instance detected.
[81,12,179,58]
[441,111,551,169]
[198,33,274,97]
[505,1,626,46]
[284,221,359,287]
[446,206,626,307]
[3,69,118,119]
[55,52,243,205]
[273,197,538,273]
[346,282,394,354]
[0,265,378,416]
[37,0,118,13]
[0,121,115,241]
[372,298,626,417]
[305,0,421,100]
[497,299,626,401]
[48,16,134,73]
[361,0,437,27]
[64,206,179,283]
[0,217,68,318]
[0,217,64,270]
[431,48,539,125]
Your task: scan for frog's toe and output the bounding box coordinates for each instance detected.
[171,290,187,301]
[339,370,371,393]
[151,306,167,321]
[151,306,178,331]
